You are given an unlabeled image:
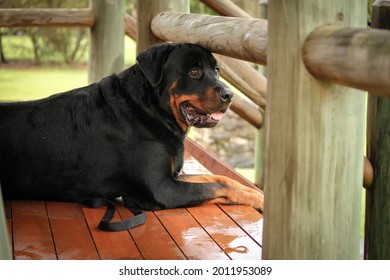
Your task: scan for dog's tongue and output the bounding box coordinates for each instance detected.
[210,111,224,121]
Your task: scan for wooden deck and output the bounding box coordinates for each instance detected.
[3,139,263,260]
[5,200,263,260]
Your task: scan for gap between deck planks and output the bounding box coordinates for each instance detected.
[5,200,263,260]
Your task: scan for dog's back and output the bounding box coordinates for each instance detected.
[0,85,103,200]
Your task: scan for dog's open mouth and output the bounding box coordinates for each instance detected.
[180,102,227,128]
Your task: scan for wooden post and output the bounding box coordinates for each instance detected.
[88,0,124,84]
[255,0,268,190]
[136,0,189,54]
[365,0,390,260]
[0,184,11,260]
[262,0,366,259]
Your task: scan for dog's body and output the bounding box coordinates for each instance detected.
[0,43,263,211]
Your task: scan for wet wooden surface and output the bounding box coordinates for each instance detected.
[5,200,263,260]
[46,202,99,260]
[11,200,56,260]
[4,154,263,260]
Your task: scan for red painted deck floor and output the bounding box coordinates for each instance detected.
[3,152,263,260]
[5,201,263,260]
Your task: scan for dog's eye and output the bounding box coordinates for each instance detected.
[189,68,203,79]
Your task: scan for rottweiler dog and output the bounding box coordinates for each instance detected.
[0,43,264,212]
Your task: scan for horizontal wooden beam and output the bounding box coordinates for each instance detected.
[230,95,262,129]
[124,13,137,40]
[302,25,390,97]
[184,138,261,191]
[363,156,374,189]
[0,8,94,27]
[215,54,267,109]
[200,0,251,18]
[151,12,268,65]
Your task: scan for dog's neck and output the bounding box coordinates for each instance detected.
[118,66,187,143]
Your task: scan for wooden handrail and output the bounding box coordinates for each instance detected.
[184,138,261,191]
[0,8,94,27]
[215,54,267,109]
[230,96,262,129]
[152,11,390,98]
[302,25,390,97]
[151,12,268,65]
[124,13,137,40]
[200,0,251,18]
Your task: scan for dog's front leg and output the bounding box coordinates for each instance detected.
[176,174,264,210]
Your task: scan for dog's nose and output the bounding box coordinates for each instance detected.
[218,87,233,102]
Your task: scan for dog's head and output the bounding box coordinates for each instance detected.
[137,43,233,131]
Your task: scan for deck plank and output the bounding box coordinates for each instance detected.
[46,202,99,260]
[117,205,186,260]
[188,204,262,260]
[219,204,263,246]
[81,205,143,260]
[154,207,230,260]
[12,200,57,260]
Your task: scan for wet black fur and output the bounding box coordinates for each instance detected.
[0,43,233,210]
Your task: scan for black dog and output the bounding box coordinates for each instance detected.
[0,43,263,212]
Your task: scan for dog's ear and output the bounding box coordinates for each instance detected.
[137,44,175,87]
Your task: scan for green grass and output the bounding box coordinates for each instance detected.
[0,67,87,101]
[236,168,255,182]
[0,36,136,101]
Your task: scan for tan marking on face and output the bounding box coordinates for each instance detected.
[168,80,204,133]
[168,80,187,132]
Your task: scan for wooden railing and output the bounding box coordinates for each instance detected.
[141,1,390,258]
[0,8,94,27]
[1,0,390,260]
[151,12,390,98]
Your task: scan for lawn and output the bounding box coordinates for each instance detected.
[0,66,87,101]
[0,35,136,101]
